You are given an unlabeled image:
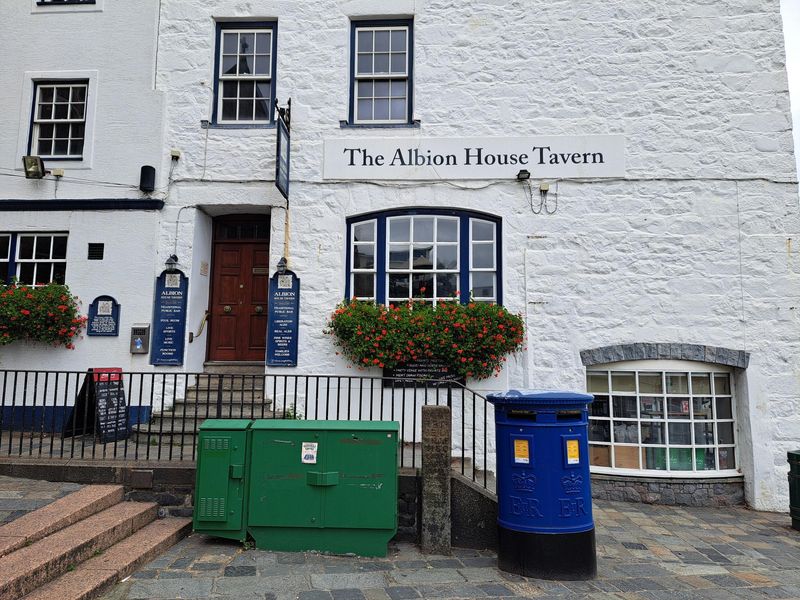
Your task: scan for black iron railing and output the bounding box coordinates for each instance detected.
[0,370,494,489]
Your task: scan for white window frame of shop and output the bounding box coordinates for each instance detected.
[586,360,738,478]
[31,82,88,160]
[1,233,69,287]
[351,22,411,124]
[350,219,378,302]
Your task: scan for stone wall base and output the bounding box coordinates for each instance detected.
[591,473,745,507]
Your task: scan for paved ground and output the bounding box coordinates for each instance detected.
[99,500,800,600]
[0,474,81,524]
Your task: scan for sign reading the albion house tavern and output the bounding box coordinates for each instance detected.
[323,135,625,180]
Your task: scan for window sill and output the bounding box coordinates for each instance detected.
[339,120,420,129]
[590,467,743,480]
[203,122,276,130]
[37,1,95,4]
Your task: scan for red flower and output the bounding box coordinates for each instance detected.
[20,309,30,316]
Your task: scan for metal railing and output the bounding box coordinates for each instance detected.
[0,370,495,490]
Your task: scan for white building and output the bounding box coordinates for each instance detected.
[1,0,798,512]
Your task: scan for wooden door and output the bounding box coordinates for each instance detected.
[208,218,270,362]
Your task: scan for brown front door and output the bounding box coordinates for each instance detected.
[208,216,270,362]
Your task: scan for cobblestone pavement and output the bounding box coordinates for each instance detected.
[100,500,800,600]
[0,474,81,524]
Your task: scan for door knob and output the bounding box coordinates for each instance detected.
[223,305,232,313]
[255,306,263,314]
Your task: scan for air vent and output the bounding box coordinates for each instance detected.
[87,243,104,260]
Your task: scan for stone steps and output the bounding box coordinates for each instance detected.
[0,485,190,600]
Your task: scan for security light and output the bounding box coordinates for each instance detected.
[164,254,179,271]
[516,169,531,181]
[22,156,47,179]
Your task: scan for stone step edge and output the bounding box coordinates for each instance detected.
[21,517,192,600]
[0,485,124,558]
[0,501,158,600]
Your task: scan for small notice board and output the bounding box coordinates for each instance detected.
[63,368,129,443]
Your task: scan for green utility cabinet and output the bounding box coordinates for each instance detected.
[193,419,252,542]
[247,420,399,557]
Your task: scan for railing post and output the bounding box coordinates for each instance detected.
[421,404,452,555]
[216,375,223,419]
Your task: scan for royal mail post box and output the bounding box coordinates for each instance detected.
[487,390,596,580]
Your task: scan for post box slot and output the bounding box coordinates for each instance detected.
[507,410,537,421]
[557,411,582,421]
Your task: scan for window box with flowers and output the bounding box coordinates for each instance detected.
[326,298,524,381]
[0,283,87,348]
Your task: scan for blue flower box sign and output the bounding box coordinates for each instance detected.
[87,295,120,337]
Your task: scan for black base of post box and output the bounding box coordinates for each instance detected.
[497,526,597,580]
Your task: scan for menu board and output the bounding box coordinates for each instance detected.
[384,359,465,388]
[150,270,188,366]
[266,269,300,366]
[63,368,129,442]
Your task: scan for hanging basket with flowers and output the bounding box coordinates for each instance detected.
[0,283,87,348]
[326,298,525,380]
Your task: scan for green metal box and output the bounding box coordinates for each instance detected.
[193,419,252,542]
[247,419,399,556]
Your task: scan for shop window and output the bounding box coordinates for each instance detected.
[349,19,413,125]
[213,22,277,125]
[586,363,737,475]
[0,233,68,286]
[30,82,87,159]
[346,209,501,305]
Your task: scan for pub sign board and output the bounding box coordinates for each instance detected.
[266,269,300,366]
[150,270,188,366]
[275,116,290,200]
[63,368,129,443]
[87,295,120,336]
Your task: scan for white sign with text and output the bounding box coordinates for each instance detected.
[323,135,625,180]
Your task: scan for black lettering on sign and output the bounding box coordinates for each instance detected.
[63,368,129,443]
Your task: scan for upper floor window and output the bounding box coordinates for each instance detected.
[350,20,413,125]
[346,209,501,305]
[0,233,68,286]
[37,1,95,4]
[214,22,277,125]
[30,82,87,160]
[587,362,738,476]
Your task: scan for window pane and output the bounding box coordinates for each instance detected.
[590,445,611,467]
[639,396,663,418]
[666,373,689,394]
[693,397,713,420]
[667,397,690,419]
[641,422,665,444]
[388,274,409,299]
[54,104,68,119]
[255,55,270,75]
[714,374,731,395]
[412,245,433,269]
[718,447,736,469]
[70,103,85,119]
[0,263,7,283]
[357,99,372,120]
[38,103,53,119]
[611,372,635,392]
[353,244,374,269]
[39,123,54,139]
[391,29,406,50]
[256,82,271,100]
[669,448,693,470]
[71,86,85,102]
[436,273,458,298]
[614,446,639,469]
[638,373,662,394]
[353,273,374,298]
[374,53,390,72]
[691,373,711,395]
[472,243,494,269]
[612,396,637,418]
[390,53,406,73]
[471,272,494,298]
[52,263,66,284]
[19,236,34,259]
[222,100,237,120]
[239,99,254,120]
[390,100,405,123]
[375,30,390,51]
[374,80,389,97]
[436,245,457,270]
[472,220,494,241]
[391,80,406,96]
[694,423,715,445]
[238,56,253,75]
[35,236,51,259]
[613,421,638,443]
[54,139,69,155]
[389,218,410,242]
[56,87,70,102]
[389,245,410,269]
[222,55,237,75]
[357,54,372,74]
[18,263,35,284]
[718,422,734,444]
[413,218,434,242]
[716,397,732,419]
[587,372,608,394]
[374,99,390,120]
[437,219,458,242]
[37,139,53,156]
[40,87,54,102]
[254,99,269,121]
[412,273,433,298]
[642,447,666,470]
[357,80,373,98]
[668,422,691,445]
[55,123,70,138]
[357,30,373,52]
[240,81,255,97]
[352,222,374,242]
[0,236,9,260]
[223,32,238,53]
[589,421,610,442]
[590,395,609,417]
[35,263,52,285]
[256,32,270,53]
[239,33,254,53]
[52,236,67,259]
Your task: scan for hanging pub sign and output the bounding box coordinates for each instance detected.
[63,368,129,443]
[275,98,291,200]
[266,260,300,366]
[87,295,120,337]
[150,269,188,366]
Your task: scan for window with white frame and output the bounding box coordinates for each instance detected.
[0,234,68,286]
[586,363,737,475]
[31,82,87,159]
[347,210,500,305]
[350,20,412,124]
[214,23,277,125]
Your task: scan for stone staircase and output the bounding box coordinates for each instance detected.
[133,363,275,444]
[0,484,190,600]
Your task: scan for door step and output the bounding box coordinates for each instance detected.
[202,362,265,375]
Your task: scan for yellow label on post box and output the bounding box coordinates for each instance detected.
[566,439,580,465]
[513,439,530,464]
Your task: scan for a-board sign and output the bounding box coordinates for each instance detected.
[266,268,300,366]
[383,359,465,388]
[87,295,120,337]
[63,368,129,443]
[150,270,188,366]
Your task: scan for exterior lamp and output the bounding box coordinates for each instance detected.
[22,156,47,179]
[516,169,531,181]
[277,257,288,274]
[164,254,179,272]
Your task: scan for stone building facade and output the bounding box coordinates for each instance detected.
[0,0,798,512]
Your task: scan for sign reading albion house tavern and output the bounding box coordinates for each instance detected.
[323,135,626,180]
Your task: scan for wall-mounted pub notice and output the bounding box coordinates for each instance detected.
[150,270,188,365]
[87,295,120,336]
[266,262,300,366]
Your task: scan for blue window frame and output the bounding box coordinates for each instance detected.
[212,21,278,126]
[346,209,502,305]
[0,233,68,286]
[349,19,414,125]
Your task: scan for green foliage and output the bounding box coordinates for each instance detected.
[0,283,87,348]
[326,299,525,380]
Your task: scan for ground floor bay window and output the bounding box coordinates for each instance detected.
[586,362,737,475]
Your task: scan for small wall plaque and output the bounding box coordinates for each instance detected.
[87,295,120,337]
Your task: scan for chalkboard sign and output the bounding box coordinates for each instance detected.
[384,359,465,388]
[150,270,188,366]
[87,295,120,337]
[63,368,129,443]
[266,269,300,366]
